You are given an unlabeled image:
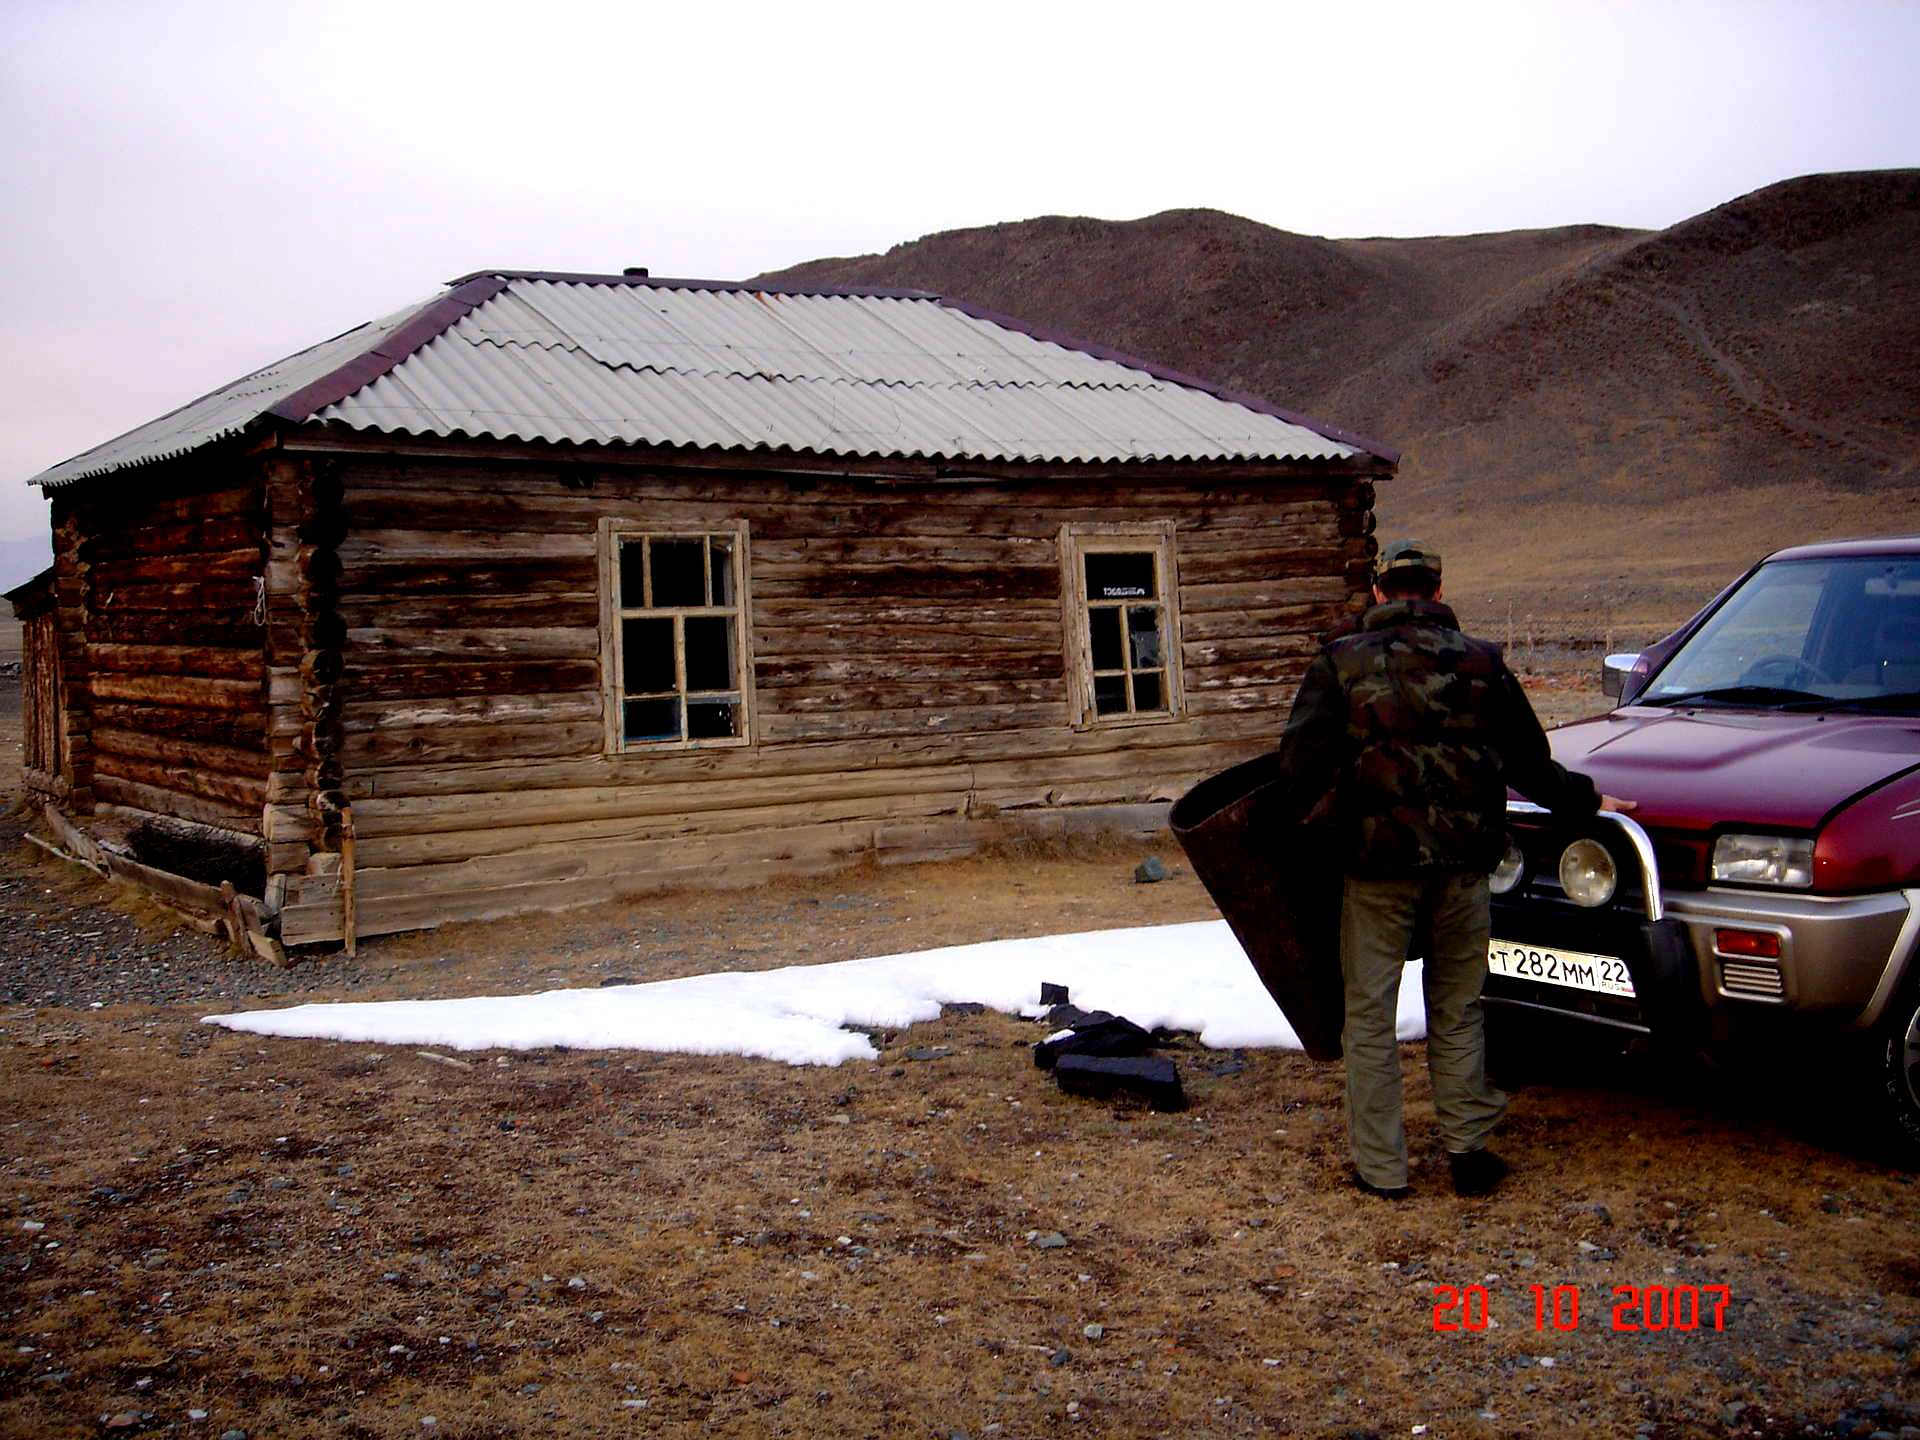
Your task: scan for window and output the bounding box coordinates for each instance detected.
[599,521,753,751]
[1061,523,1185,727]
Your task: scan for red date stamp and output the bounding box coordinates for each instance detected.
[1432,1283,1731,1333]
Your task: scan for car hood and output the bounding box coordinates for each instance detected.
[1546,707,1920,833]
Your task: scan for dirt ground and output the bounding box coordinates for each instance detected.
[3,665,1918,1439]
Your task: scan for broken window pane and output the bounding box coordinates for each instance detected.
[1085,551,1156,602]
[709,535,736,607]
[618,538,646,606]
[684,616,736,692]
[650,538,706,607]
[623,696,681,743]
[623,617,676,694]
[1093,673,1129,715]
[1132,670,1165,713]
[1089,606,1124,671]
[687,699,740,740]
[1128,605,1163,668]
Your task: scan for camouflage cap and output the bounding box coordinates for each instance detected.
[1378,537,1442,577]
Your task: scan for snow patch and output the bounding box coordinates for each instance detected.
[205,920,1428,1067]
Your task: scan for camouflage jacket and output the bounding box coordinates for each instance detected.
[1277,599,1600,876]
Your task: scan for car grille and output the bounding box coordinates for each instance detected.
[1655,838,1710,890]
[1719,959,1785,999]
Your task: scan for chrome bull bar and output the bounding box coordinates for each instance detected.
[1506,800,1665,923]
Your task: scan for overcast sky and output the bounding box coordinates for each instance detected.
[2,0,1916,541]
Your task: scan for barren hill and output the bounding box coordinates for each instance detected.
[757,171,1920,635]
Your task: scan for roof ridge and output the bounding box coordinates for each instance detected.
[448,269,946,302]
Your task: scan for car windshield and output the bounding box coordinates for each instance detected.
[1641,554,1920,710]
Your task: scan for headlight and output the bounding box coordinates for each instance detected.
[1711,833,1814,888]
[1490,837,1525,895]
[1558,839,1618,907]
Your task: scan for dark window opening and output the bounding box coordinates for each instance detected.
[612,531,749,748]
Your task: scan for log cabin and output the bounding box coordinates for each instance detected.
[14,270,1396,952]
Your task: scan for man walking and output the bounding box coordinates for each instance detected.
[1277,540,1629,1199]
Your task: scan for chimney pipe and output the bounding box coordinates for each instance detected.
[623,266,649,278]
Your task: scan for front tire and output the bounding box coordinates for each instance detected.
[1873,988,1920,1164]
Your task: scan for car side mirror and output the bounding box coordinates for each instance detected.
[1602,652,1648,704]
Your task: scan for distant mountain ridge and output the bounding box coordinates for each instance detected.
[757,171,1920,631]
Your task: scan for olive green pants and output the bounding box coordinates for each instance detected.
[1341,871,1508,1188]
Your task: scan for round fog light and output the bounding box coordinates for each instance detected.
[1559,838,1618,907]
[1490,837,1525,895]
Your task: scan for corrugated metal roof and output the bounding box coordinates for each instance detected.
[30,300,427,488]
[31,273,1388,487]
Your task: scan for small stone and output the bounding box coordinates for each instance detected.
[1083,1323,1104,1340]
[133,1377,153,1390]
[567,1276,587,1290]
[1050,1347,1072,1366]
[221,1430,248,1440]
[20,1220,45,1232]
[1031,1232,1069,1250]
[1133,855,1169,884]
[905,1047,953,1062]
[1577,1240,1600,1253]
[420,1419,437,1430]
[827,1114,851,1125]
[104,1416,142,1433]
[187,1411,208,1422]
[266,1177,293,1191]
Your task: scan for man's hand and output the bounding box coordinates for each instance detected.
[1599,794,1636,813]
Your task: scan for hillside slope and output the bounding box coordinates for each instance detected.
[757,171,1920,633]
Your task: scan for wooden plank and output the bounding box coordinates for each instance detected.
[93,777,262,833]
[336,528,596,563]
[92,726,267,779]
[751,621,1062,658]
[1185,680,1303,716]
[336,594,597,629]
[88,549,262,586]
[760,701,1067,744]
[1180,602,1347,642]
[338,659,600,701]
[93,753,269,809]
[83,516,263,562]
[753,566,1058,602]
[89,644,264,680]
[336,560,595,598]
[340,690,603,732]
[93,581,260,612]
[344,626,598,661]
[342,719,603,769]
[752,536,1057,565]
[754,652,1062,688]
[1174,547,1358,586]
[89,674,262,711]
[770,679,1062,712]
[1181,634,1322,667]
[1180,578,1354,612]
[753,598,1058,625]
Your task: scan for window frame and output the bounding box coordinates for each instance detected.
[597,517,757,755]
[1059,521,1187,730]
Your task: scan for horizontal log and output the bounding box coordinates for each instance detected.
[751,620,1063,659]
[761,701,1067,743]
[1181,634,1322,667]
[1180,578,1355,612]
[753,536,1056,565]
[92,580,260,612]
[771,679,1062,712]
[1187,658,1317,689]
[89,549,262,587]
[753,598,1059,626]
[91,702,268,750]
[336,560,596,598]
[339,659,600,701]
[755,652,1062,687]
[752,565,1058,602]
[345,626,598,661]
[86,614,264,648]
[1185,680,1304,716]
[1173,519,1343,553]
[1174,547,1358,586]
[335,593,597,630]
[83,516,262,562]
[93,726,267,779]
[336,528,596,563]
[93,776,261,833]
[90,674,262,712]
[94,753,269,809]
[78,484,258,528]
[343,719,604,770]
[1180,602,1348,642]
[340,690,604,733]
[89,643,264,680]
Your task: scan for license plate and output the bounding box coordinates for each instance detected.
[1487,939,1636,998]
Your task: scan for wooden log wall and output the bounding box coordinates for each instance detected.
[62,474,271,847]
[277,456,1380,945]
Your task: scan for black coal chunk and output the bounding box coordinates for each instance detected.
[1044,1003,1113,1029]
[1039,982,1071,1006]
[1054,1055,1187,1111]
[1033,1015,1155,1070]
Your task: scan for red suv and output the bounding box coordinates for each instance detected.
[1489,537,1920,1154]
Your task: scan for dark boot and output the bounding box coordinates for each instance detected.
[1448,1148,1510,1197]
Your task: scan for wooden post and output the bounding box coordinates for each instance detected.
[341,807,358,959]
